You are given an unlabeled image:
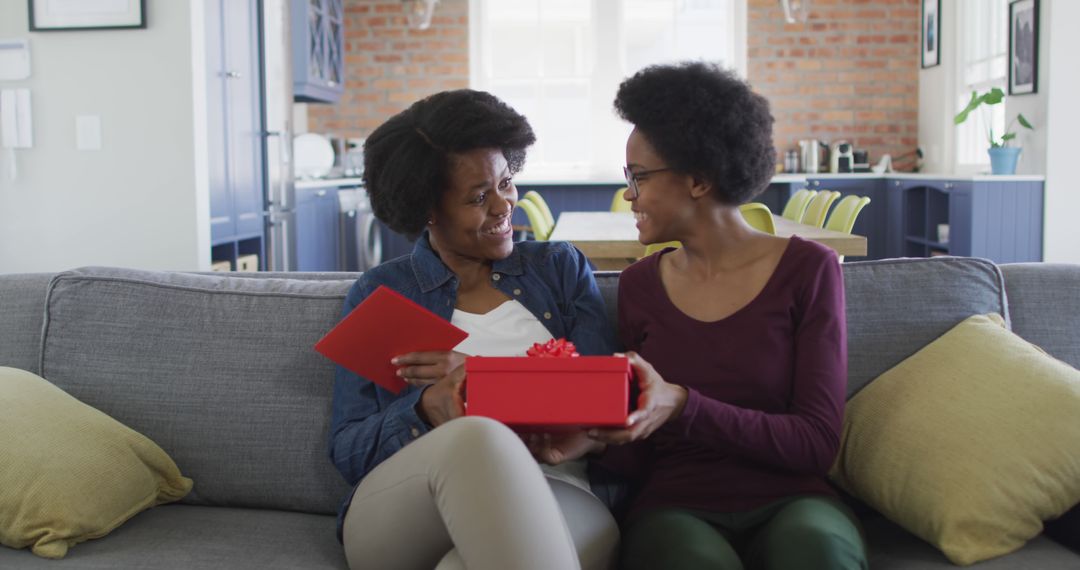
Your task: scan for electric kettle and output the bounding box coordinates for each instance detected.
[798,139,828,174]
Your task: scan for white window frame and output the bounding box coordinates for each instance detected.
[954,0,1008,174]
[469,0,747,183]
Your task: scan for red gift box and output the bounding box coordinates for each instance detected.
[465,355,630,428]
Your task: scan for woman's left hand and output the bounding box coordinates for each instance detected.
[392,351,468,387]
[588,351,688,445]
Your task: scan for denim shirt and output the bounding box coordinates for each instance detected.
[328,232,617,536]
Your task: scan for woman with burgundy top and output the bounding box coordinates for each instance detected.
[554,62,868,569]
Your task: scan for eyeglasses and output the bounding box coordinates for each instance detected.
[623,166,673,200]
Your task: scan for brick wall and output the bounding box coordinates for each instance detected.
[747,0,921,170]
[306,0,469,140]
[309,0,920,170]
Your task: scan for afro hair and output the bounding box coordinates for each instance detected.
[614,62,776,205]
[363,89,536,237]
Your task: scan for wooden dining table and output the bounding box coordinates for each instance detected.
[548,211,868,270]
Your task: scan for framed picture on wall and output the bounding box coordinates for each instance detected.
[921,0,940,68]
[28,0,146,31]
[1009,0,1039,95]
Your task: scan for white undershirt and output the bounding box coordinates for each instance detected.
[451,300,592,494]
[451,300,553,357]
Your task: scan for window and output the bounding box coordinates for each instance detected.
[470,0,745,182]
[956,0,1008,169]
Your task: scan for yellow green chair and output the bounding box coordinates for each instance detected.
[781,189,817,222]
[516,199,552,241]
[643,241,680,257]
[739,202,776,234]
[640,204,774,258]
[800,190,840,228]
[824,195,871,262]
[522,190,555,230]
[825,195,872,234]
[611,187,632,213]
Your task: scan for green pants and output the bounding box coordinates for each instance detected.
[621,496,867,570]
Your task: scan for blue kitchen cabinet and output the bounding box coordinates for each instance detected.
[292,0,345,104]
[756,182,800,215]
[891,178,1043,263]
[207,0,265,265]
[296,186,341,271]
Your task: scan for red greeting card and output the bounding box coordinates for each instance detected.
[315,285,468,394]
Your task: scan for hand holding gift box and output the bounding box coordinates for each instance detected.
[585,351,690,444]
[466,339,631,429]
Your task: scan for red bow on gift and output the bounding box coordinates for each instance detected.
[527,338,580,358]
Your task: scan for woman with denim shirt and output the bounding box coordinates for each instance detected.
[328,89,618,570]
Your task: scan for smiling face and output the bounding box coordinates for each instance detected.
[624,127,695,245]
[427,147,517,264]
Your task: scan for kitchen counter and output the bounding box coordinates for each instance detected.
[294,177,364,189]
[776,173,1046,182]
[523,173,1045,185]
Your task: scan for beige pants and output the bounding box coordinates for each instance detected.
[342,417,618,570]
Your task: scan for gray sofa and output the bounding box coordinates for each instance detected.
[1,257,1078,569]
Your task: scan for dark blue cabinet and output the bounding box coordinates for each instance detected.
[296,186,341,271]
[207,0,265,266]
[893,179,1043,263]
[785,176,1042,263]
[755,182,798,214]
[805,177,886,261]
[292,0,345,104]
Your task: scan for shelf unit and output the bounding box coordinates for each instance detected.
[211,237,264,271]
[902,184,953,257]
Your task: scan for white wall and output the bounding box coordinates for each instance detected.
[1038,0,1080,263]
[0,0,210,273]
[919,0,1079,263]
[917,0,958,174]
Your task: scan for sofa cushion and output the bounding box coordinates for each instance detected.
[0,367,192,559]
[863,514,1080,569]
[830,313,1080,565]
[0,273,53,375]
[594,271,620,342]
[39,267,355,515]
[0,505,346,569]
[1001,263,1080,369]
[841,257,1007,397]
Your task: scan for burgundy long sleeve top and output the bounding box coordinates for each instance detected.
[600,236,847,518]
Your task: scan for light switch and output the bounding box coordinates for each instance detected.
[76,115,101,151]
[0,39,31,80]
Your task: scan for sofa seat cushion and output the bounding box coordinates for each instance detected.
[38,267,356,515]
[863,514,1080,569]
[0,367,192,559]
[0,505,347,569]
[831,313,1080,565]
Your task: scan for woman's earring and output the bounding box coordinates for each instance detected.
[427,219,434,226]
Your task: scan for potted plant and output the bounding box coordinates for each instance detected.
[953,87,1034,175]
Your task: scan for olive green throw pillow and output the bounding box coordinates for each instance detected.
[0,367,193,559]
[830,314,1080,566]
